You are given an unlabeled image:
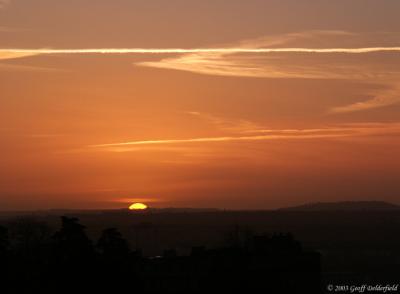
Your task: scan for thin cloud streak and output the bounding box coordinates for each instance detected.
[90,134,350,148]
[188,112,400,135]
[89,123,400,152]
[1,47,400,57]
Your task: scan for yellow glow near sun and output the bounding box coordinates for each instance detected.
[129,203,148,210]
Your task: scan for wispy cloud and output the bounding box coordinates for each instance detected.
[331,84,400,113]
[88,122,400,152]
[136,31,400,113]
[0,51,39,61]
[1,30,400,112]
[135,31,400,79]
[0,51,62,71]
[0,63,61,72]
[3,44,400,81]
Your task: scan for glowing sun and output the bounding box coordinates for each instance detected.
[129,203,148,210]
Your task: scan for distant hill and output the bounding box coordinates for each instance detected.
[279,201,400,211]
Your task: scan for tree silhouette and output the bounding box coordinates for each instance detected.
[97,228,136,292]
[8,218,53,258]
[4,219,54,293]
[0,226,9,293]
[50,217,95,293]
[53,216,94,262]
[97,227,130,259]
[0,225,8,255]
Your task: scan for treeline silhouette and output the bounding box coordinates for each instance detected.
[0,216,321,293]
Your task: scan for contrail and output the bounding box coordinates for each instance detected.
[1,47,400,55]
[89,123,400,149]
[89,133,350,148]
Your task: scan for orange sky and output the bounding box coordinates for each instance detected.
[1,0,400,210]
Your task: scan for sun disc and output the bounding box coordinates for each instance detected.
[129,202,148,210]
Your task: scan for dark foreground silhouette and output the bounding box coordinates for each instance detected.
[0,216,321,293]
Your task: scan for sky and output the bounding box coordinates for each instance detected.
[1,0,400,210]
